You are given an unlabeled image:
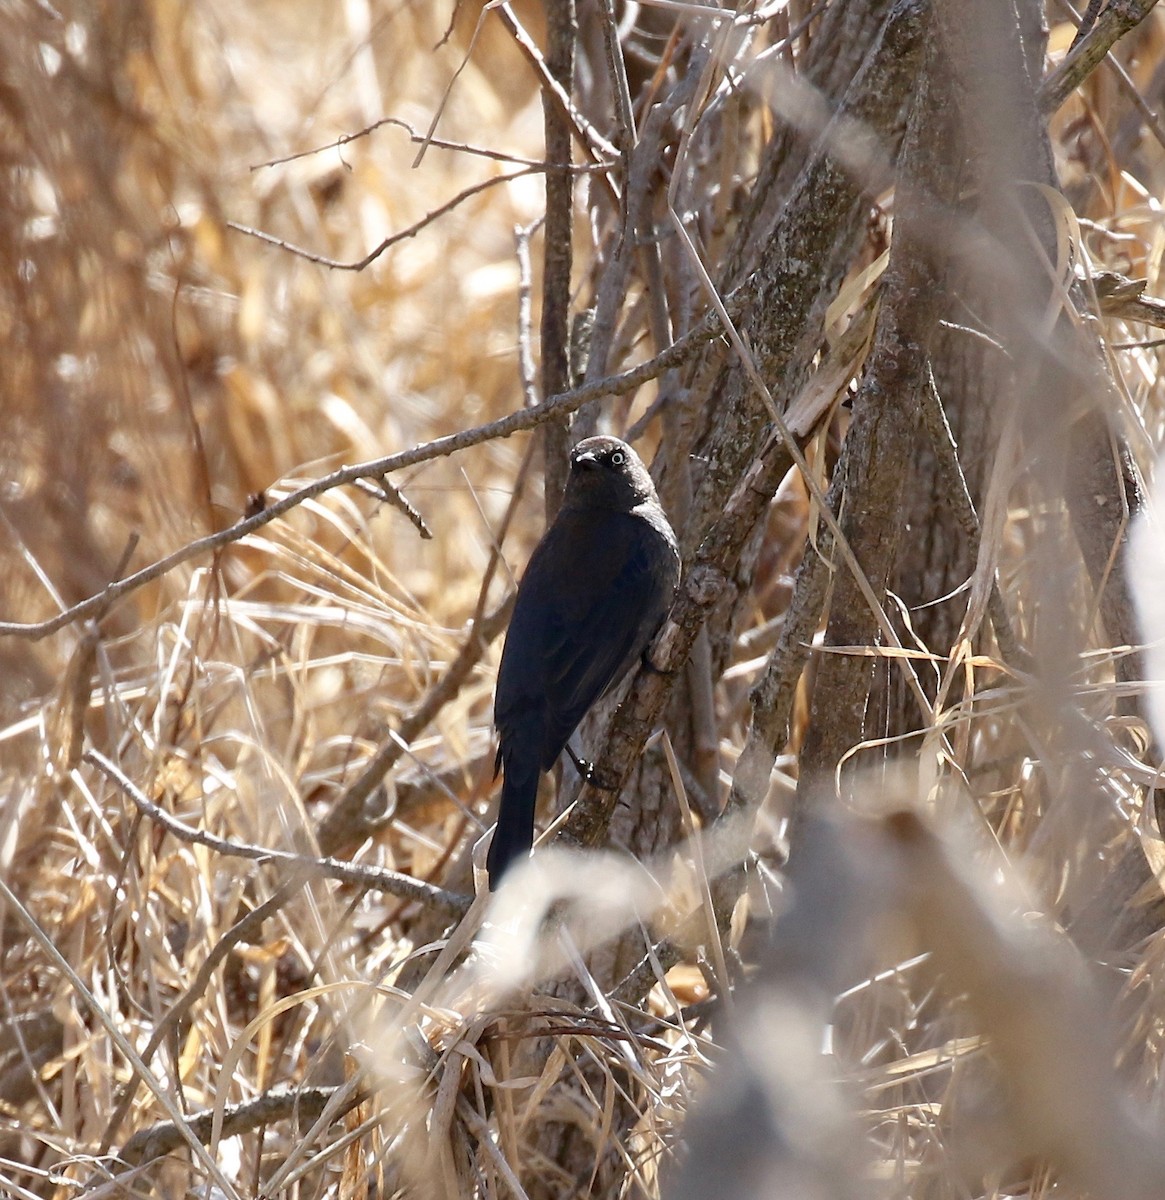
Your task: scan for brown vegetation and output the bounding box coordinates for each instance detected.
[2,1,1165,1197]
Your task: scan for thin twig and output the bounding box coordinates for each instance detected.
[323,595,514,828]
[1039,0,1161,114]
[252,115,610,172]
[0,297,743,643]
[599,0,637,150]
[84,750,471,916]
[119,1083,366,1166]
[228,168,541,271]
[493,2,619,164]
[352,476,432,538]
[514,219,541,408]
[919,368,1033,672]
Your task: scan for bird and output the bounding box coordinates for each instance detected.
[487,435,681,887]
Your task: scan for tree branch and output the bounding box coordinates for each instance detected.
[793,17,955,819]
[538,0,577,517]
[1039,0,1161,114]
[0,302,744,642]
[84,750,472,917]
[120,1083,365,1166]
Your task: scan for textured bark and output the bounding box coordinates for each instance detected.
[683,0,924,557]
[559,0,931,962]
[878,79,1004,737]
[539,0,577,519]
[721,0,898,289]
[880,308,1004,738]
[793,23,959,828]
[529,12,933,1186]
[912,0,1162,955]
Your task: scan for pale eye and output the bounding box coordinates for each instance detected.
[610,450,626,466]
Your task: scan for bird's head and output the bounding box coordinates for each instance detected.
[564,436,658,511]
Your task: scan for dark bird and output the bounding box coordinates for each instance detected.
[487,435,680,887]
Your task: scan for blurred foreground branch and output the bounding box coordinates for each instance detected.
[890,810,1165,1200]
[674,806,1165,1200]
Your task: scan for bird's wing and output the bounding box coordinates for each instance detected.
[530,510,671,761]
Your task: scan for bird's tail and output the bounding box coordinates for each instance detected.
[486,752,540,888]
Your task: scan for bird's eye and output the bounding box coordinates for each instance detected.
[609,450,626,466]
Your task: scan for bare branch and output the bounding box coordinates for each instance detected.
[321,595,514,839]
[0,301,742,642]
[538,0,577,519]
[1039,0,1161,114]
[120,1083,365,1166]
[228,168,541,271]
[252,114,608,172]
[84,750,472,916]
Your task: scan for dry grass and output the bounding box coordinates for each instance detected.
[2,3,1165,1199]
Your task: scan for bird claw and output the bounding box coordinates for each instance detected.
[565,745,595,780]
[565,746,618,791]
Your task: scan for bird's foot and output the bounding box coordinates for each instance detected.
[565,745,619,791]
[565,744,596,780]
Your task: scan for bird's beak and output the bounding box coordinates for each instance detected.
[573,451,599,469]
